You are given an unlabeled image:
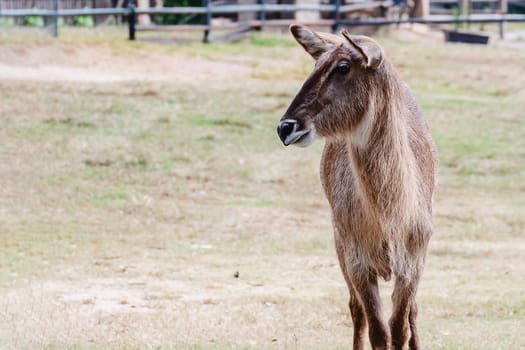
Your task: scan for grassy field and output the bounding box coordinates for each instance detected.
[0,27,524,349]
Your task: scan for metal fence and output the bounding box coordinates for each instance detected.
[1,0,524,41]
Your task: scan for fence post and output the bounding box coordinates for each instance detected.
[128,0,136,40]
[257,0,266,31]
[51,0,58,37]
[203,0,211,43]
[454,0,461,30]
[499,0,507,39]
[331,0,341,33]
[460,0,468,24]
[51,0,59,38]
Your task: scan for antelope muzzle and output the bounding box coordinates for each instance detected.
[277,119,315,147]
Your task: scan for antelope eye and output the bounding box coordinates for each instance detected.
[335,62,350,75]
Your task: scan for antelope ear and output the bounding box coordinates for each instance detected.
[341,30,384,70]
[290,24,337,60]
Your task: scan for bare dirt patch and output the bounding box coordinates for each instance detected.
[0,36,250,83]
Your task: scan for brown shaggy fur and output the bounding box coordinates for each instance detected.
[277,25,437,350]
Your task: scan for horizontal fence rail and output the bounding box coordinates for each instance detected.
[0,2,393,16]
[340,13,525,24]
[0,8,129,16]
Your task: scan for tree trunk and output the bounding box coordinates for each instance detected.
[137,0,151,25]
[410,0,429,18]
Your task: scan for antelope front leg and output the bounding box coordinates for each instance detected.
[389,276,419,350]
[349,292,367,350]
[408,301,420,350]
[351,271,391,350]
[335,235,368,350]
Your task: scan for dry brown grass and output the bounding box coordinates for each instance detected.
[0,26,524,349]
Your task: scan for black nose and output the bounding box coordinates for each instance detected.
[277,120,296,144]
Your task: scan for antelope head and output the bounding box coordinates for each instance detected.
[277,25,385,147]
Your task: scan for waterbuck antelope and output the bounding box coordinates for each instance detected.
[277,25,437,350]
